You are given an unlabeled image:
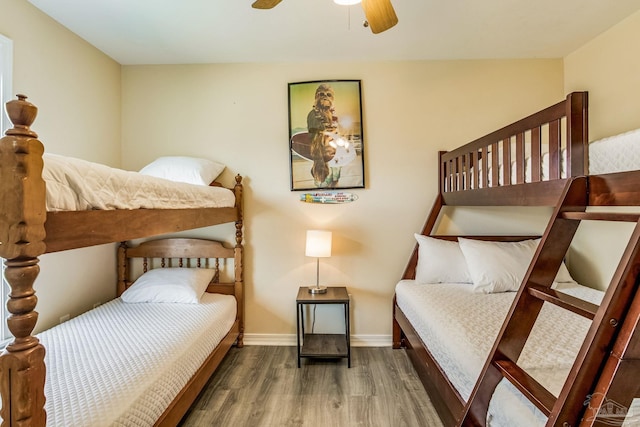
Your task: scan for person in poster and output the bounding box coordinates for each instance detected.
[307,83,339,187]
[289,80,364,191]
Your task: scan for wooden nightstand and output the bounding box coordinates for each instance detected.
[296,286,351,368]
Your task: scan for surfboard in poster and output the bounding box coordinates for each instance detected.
[300,191,359,204]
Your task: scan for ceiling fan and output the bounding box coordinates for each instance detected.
[251,0,398,34]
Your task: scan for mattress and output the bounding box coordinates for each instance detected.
[589,127,640,175]
[37,292,236,427]
[395,279,604,427]
[43,153,235,211]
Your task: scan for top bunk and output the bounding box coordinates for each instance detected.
[439,91,588,206]
[0,94,244,257]
[439,90,640,210]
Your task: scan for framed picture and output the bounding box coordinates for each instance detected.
[288,80,364,191]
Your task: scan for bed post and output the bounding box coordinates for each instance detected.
[116,242,129,296]
[0,95,47,426]
[566,91,589,177]
[233,174,244,347]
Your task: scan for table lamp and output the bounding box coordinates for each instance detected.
[306,230,332,294]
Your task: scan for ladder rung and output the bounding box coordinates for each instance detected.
[560,211,640,222]
[493,358,556,416]
[528,285,599,319]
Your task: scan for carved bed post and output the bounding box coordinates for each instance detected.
[116,242,129,296]
[233,174,244,347]
[0,95,47,426]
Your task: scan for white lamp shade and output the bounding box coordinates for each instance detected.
[305,230,332,258]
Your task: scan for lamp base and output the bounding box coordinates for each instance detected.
[308,285,327,294]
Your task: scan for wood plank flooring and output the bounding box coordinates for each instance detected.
[179,346,444,427]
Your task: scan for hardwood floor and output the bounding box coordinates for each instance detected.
[180,346,444,427]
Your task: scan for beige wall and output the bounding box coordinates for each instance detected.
[122,61,563,342]
[564,10,640,290]
[565,10,640,141]
[1,0,122,331]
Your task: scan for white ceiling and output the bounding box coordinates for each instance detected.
[29,0,640,65]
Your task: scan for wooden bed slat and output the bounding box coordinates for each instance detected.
[527,285,599,319]
[492,358,556,416]
[481,145,489,189]
[548,119,561,180]
[491,142,499,187]
[531,127,542,182]
[515,133,525,184]
[561,211,640,222]
[502,138,511,186]
[44,204,239,253]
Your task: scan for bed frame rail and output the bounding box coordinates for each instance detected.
[440,92,588,206]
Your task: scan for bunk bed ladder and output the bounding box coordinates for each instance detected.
[459,175,640,427]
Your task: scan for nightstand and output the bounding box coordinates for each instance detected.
[296,286,351,368]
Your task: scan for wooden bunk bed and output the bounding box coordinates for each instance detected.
[393,91,640,426]
[0,95,245,426]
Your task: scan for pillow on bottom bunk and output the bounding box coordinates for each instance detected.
[413,235,574,291]
[414,234,472,284]
[458,238,574,293]
[121,268,214,304]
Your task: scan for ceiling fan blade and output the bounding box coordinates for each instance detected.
[361,0,398,34]
[251,0,283,9]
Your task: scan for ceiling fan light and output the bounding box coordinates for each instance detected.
[334,0,361,5]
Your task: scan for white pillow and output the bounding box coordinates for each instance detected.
[414,234,472,284]
[121,268,214,304]
[555,257,574,283]
[458,238,574,293]
[458,238,537,293]
[139,156,225,186]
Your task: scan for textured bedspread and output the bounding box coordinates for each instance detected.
[395,280,604,426]
[43,153,235,211]
[589,127,640,175]
[38,292,236,427]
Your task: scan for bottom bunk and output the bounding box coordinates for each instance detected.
[394,277,601,427]
[392,235,640,427]
[41,293,237,426]
[1,237,244,427]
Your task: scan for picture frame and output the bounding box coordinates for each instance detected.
[288,80,364,191]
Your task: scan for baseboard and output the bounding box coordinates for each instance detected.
[243,334,392,347]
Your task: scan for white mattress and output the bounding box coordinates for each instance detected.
[37,292,236,427]
[589,127,640,175]
[395,280,604,427]
[43,153,235,211]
